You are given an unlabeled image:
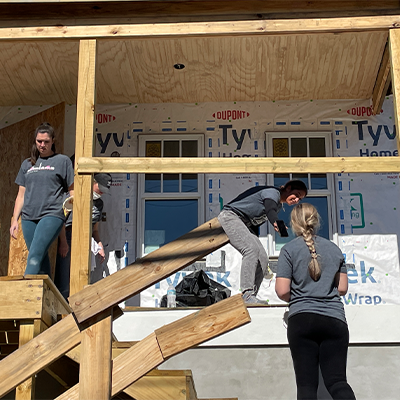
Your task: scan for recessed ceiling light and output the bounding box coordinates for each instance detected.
[174,63,185,70]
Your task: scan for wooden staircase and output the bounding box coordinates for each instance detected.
[0,218,246,400]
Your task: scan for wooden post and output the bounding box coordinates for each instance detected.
[70,39,97,296]
[15,320,44,400]
[389,29,400,152]
[79,309,113,400]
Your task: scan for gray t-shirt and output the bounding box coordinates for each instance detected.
[277,236,347,323]
[15,154,74,221]
[224,186,281,226]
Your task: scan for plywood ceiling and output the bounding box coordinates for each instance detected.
[0,30,388,106]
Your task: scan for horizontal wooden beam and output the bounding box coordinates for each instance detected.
[0,15,399,40]
[76,156,400,174]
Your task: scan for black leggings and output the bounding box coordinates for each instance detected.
[287,312,356,400]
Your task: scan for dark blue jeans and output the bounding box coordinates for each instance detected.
[54,228,72,300]
[21,216,64,276]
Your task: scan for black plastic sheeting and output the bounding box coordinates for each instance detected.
[160,270,231,307]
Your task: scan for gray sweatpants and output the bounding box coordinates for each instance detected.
[218,209,269,294]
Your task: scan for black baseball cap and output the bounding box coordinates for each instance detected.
[94,173,112,194]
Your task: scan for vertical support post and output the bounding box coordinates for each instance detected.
[79,309,113,400]
[70,39,97,297]
[389,29,400,151]
[15,320,46,400]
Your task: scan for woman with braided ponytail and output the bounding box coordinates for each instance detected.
[276,203,355,400]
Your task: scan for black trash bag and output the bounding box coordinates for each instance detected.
[160,270,231,307]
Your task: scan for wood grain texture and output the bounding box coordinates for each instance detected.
[389,28,400,151]
[155,294,250,359]
[70,217,228,323]
[57,332,164,400]
[0,314,81,398]
[77,155,400,174]
[0,16,398,40]
[0,29,389,105]
[58,295,249,399]
[16,321,37,400]
[70,39,96,296]
[372,43,391,115]
[79,309,113,400]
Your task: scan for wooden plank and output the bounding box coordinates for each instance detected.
[0,16,398,40]
[0,314,81,398]
[390,28,400,151]
[70,217,228,323]
[77,155,400,174]
[0,281,44,321]
[155,294,250,358]
[56,332,164,400]
[15,320,46,400]
[16,321,37,400]
[58,295,250,400]
[69,39,97,296]
[79,308,113,400]
[123,374,189,400]
[373,42,391,114]
[1,1,400,18]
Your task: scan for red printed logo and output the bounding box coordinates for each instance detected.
[213,110,250,120]
[346,106,381,117]
[96,114,116,124]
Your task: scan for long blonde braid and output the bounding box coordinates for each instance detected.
[290,203,321,281]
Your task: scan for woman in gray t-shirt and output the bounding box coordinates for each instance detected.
[10,123,74,277]
[276,203,355,400]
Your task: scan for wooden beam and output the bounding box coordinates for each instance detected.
[0,314,81,398]
[154,294,250,359]
[76,156,400,174]
[0,15,399,40]
[57,294,250,400]
[373,42,391,115]
[70,217,228,323]
[389,29,400,152]
[70,39,97,296]
[79,308,113,400]
[15,320,44,400]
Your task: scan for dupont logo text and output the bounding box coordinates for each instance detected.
[96,113,116,124]
[347,106,381,117]
[213,110,250,121]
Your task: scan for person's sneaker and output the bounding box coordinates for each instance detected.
[242,291,269,305]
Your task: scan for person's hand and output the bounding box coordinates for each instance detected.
[273,221,280,232]
[10,220,19,239]
[98,246,106,264]
[58,240,69,258]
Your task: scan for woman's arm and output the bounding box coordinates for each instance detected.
[275,277,291,302]
[10,186,25,239]
[335,272,349,296]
